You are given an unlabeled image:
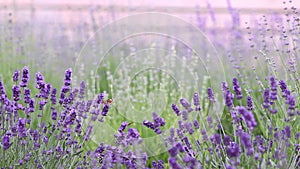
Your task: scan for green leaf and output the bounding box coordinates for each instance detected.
[219,106,234,137]
[252,110,266,138]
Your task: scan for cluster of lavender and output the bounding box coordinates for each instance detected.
[162,77,300,169]
[78,122,148,169]
[1,66,300,168]
[1,66,170,169]
[0,66,116,168]
[262,76,300,119]
[142,112,166,134]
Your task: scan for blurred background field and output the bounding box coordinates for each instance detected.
[1,0,299,162]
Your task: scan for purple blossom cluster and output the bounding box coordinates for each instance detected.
[143,112,166,134]
[1,67,300,168]
[222,82,234,109]
[114,122,143,147]
[207,87,215,103]
[232,78,243,100]
[236,106,257,131]
[0,67,116,168]
[160,78,300,168]
[263,77,299,118]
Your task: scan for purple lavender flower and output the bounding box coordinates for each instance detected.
[183,137,192,149]
[182,110,188,121]
[12,85,21,101]
[263,88,270,109]
[118,122,129,132]
[240,132,254,156]
[171,103,181,116]
[64,68,72,86]
[58,69,73,105]
[35,72,45,90]
[168,157,182,169]
[183,153,198,168]
[175,142,185,153]
[96,93,105,105]
[43,136,48,144]
[143,120,155,129]
[270,76,277,101]
[152,160,164,169]
[269,108,278,114]
[24,88,31,104]
[17,118,27,138]
[13,70,19,82]
[279,80,289,98]
[20,66,29,87]
[79,81,86,99]
[184,122,194,135]
[193,92,201,111]
[0,81,7,102]
[59,91,66,105]
[2,134,11,150]
[222,82,234,109]
[75,122,82,134]
[28,99,35,113]
[210,133,222,145]
[64,109,76,126]
[286,94,296,110]
[222,82,229,92]
[237,106,257,131]
[179,98,193,112]
[152,112,166,127]
[232,77,243,100]
[168,146,178,157]
[143,113,165,134]
[29,129,40,141]
[168,128,176,144]
[193,120,200,129]
[39,100,47,110]
[285,126,291,138]
[246,95,253,111]
[127,128,140,139]
[126,128,141,145]
[44,83,52,99]
[223,135,232,146]
[226,142,240,158]
[225,164,236,169]
[201,129,208,141]
[207,87,215,102]
[50,88,57,105]
[154,128,162,135]
[101,104,109,116]
[11,126,17,136]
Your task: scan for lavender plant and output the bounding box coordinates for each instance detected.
[1,0,300,168]
[0,67,150,168]
[159,77,300,169]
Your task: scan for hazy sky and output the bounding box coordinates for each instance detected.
[2,0,299,8]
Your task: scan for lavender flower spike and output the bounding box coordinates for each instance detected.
[179,98,193,112]
[232,77,243,100]
[20,66,30,87]
[13,70,19,82]
[237,106,257,131]
[171,103,181,116]
[270,76,277,101]
[207,87,215,102]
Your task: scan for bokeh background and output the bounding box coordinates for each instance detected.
[1,0,298,28]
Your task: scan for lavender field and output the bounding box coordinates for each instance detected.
[0,0,300,168]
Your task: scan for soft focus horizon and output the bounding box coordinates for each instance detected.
[1,0,297,29]
[1,0,300,8]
